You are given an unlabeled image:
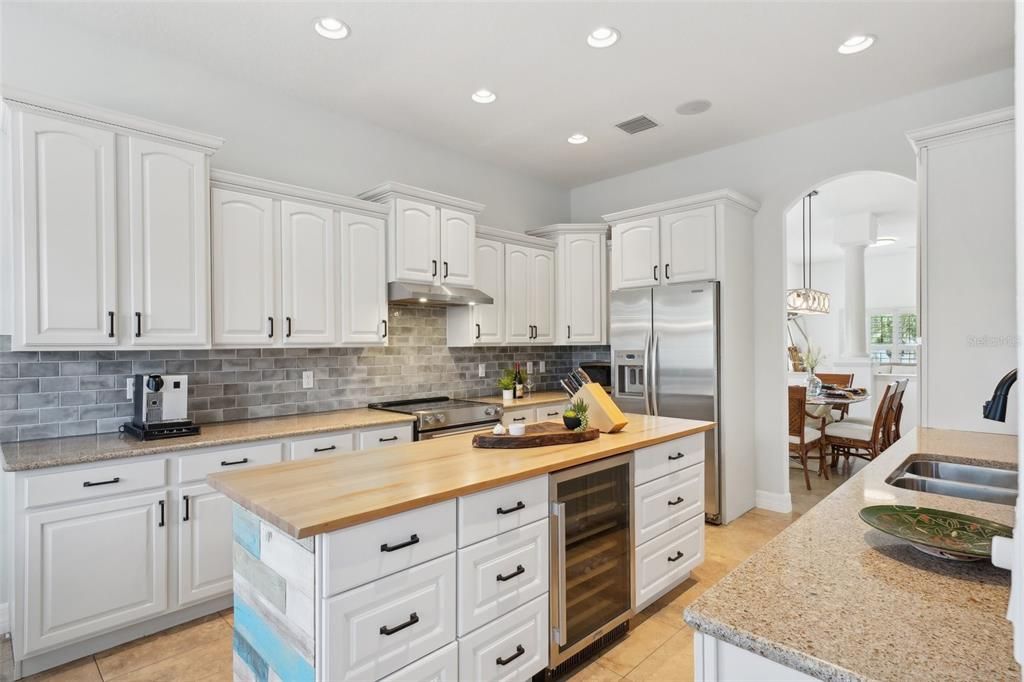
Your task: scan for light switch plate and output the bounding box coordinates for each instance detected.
[126,377,134,400]
[527,361,533,374]
[478,363,486,378]
[539,361,545,373]
[302,371,314,389]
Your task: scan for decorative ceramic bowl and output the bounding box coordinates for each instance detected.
[563,415,581,430]
[858,504,1012,561]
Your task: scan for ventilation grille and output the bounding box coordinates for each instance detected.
[615,115,659,135]
[541,621,629,680]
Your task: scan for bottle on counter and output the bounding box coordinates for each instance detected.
[514,363,524,399]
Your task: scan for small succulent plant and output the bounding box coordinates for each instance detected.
[570,397,590,432]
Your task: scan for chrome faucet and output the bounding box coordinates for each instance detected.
[983,369,1017,422]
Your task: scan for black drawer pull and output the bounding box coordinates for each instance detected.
[668,452,686,461]
[183,494,191,522]
[546,411,559,417]
[381,534,419,552]
[313,445,337,453]
[513,417,526,422]
[379,612,419,636]
[221,458,249,466]
[158,499,165,528]
[496,645,525,666]
[496,564,525,582]
[83,477,120,488]
[379,436,399,442]
[496,501,525,515]
[668,550,684,562]
[667,496,685,506]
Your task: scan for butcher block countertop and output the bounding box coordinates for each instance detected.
[209,413,713,539]
[478,390,569,409]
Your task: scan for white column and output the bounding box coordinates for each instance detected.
[842,243,868,359]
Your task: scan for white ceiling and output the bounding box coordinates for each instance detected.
[786,172,917,263]
[7,1,1013,188]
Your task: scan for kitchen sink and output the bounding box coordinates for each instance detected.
[886,458,1018,506]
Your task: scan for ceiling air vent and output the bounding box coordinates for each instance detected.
[615,114,659,135]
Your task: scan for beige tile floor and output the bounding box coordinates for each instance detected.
[3,465,850,682]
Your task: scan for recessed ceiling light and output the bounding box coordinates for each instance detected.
[567,133,589,145]
[418,297,428,303]
[471,89,497,104]
[838,34,875,55]
[587,26,620,48]
[869,236,897,247]
[676,99,712,116]
[314,17,350,40]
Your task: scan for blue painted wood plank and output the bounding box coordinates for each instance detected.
[233,630,270,682]
[233,504,262,558]
[234,595,315,682]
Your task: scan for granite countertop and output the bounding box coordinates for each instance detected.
[685,427,1019,682]
[0,408,416,472]
[478,390,571,409]
[210,414,714,538]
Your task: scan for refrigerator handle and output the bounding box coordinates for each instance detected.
[642,332,653,415]
[651,333,660,416]
[552,502,567,646]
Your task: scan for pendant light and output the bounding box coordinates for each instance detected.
[786,190,831,315]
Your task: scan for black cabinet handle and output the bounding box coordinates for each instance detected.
[286,316,292,338]
[567,325,571,340]
[443,261,449,279]
[432,260,438,278]
[221,457,249,466]
[83,477,120,488]
[313,445,336,453]
[667,496,685,506]
[379,435,399,442]
[546,411,559,417]
[381,319,387,338]
[268,316,274,338]
[107,311,115,338]
[380,534,420,552]
[653,265,659,281]
[668,452,686,461]
[475,323,481,340]
[668,550,684,562]
[496,564,525,582]
[379,612,419,636]
[135,311,142,337]
[496,645,525,666]
[665,263,671,280]
[513,417,526,422]
[158,500,165,528]
[497,501,525,515]
[183,495,191,522]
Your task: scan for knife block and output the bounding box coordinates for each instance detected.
[572,383,628,433]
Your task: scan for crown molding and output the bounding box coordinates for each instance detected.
[526,223,609,239]
[210,170,389,216]
[1,86,225,154]
[906,107,1014,152]
[477,224,556,250]
[357,181,485,214]
[601,189,761,223]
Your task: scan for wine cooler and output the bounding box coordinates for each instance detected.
[549,454,633,671]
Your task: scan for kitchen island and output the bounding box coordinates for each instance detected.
[209,413,714,681]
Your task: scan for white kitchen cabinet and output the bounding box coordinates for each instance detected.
[610,218,660,290]
[530,248,555,344]
[661,207,716,283]
[440,208,476,287]
[211,189,276,345]
[24,491,168,653]
[394,197,440,284]
[504,244,555,345]
[281,200,335,345]
[338,212,388,345]
[177,483,233,606]
[447,238,505,346]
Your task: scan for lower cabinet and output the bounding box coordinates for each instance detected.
[535,404,565,422]
[177,483,234,606]
[380,640,460,682]
[501,408,534,427]
[458,594,549,682]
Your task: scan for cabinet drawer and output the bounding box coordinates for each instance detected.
[178,442,282,484]
[324,554,456,682]
[535,404,565,421]
[379,641,458,682]
[458,594,548,682]
[635,514,704,610]
[359,424,413,450]
[635,463,705,545]
[290,431,354,460]
[501,408,534,427]
[634,434,705,486]
[323,500,456,597]
[458,476,548,548]
[457,518,549,635]
[25,458,167,509]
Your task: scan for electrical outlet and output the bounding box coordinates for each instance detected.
[302,371,314,389]
[126,377,135,400]
[539,361,546,373]
[527,361,533,374]
[478,363,486,378]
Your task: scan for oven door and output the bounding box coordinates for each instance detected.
[417,421,499,440]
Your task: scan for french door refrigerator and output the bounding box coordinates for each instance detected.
[610,282,722,524]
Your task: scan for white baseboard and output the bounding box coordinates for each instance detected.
[755,489,792,514]
[0,601,9,636]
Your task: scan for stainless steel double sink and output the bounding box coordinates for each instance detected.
[886,458,1018,506]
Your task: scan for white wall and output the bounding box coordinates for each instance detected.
[0,6,568,230]
[571,69,1014,512]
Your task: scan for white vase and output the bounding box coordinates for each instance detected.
[502,389,515,400]
[806,372,822,397]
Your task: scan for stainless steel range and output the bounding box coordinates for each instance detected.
[368,397,504,440]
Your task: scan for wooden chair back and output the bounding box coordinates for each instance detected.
[884,379,909,445]
[815,373,854,389]
[870,382,897,444]
[788,385,808,441]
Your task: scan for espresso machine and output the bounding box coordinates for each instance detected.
[122,374,200,440]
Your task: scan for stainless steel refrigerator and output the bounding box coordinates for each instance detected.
[610,282,722,524]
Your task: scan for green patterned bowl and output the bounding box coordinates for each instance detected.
[858,505,1012,561]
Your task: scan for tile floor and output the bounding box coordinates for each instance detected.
[2,465,851,682]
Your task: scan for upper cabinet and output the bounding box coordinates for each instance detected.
[358,182,483,288]
[660,206,716,284]
[504,241,555,345]
[338,213,388,345]
[447,237,505,346]
[280,201,334,345]
[6,92,223,349]
[610,219,660,290]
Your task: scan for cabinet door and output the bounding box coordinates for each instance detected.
[611,219,660,290]
[660,207,717,283]
[339,213,387,345]
[472,239,504,344]
[281,201,335,345]
[211,189,277,346]
[559,233,605,344]
[127,138,209,346]
[15,113,118,346]
[178,483,233,606]
[24,491,168,654]
[393,198,439,283]
[530,248,555,344]
[504,245,532,344]
[439,208,475,286]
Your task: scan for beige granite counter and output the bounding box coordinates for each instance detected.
[0,408,415,472]
[478,390,570,409]
[684,427,1020,681]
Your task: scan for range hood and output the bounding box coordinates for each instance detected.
[387,281,494,306]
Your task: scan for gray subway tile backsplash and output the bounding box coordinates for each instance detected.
[0,305,609,443]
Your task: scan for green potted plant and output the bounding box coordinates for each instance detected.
[563,397,590,432]
[497,369,516,400]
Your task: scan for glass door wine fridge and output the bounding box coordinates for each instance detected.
[549,454,633,669]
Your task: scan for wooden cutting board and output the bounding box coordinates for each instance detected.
[473,422,599,449]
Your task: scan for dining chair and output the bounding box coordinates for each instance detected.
[789,385,829,490]
[883,378,909,448]
[814,372,855,422]
[823,382,896,473]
